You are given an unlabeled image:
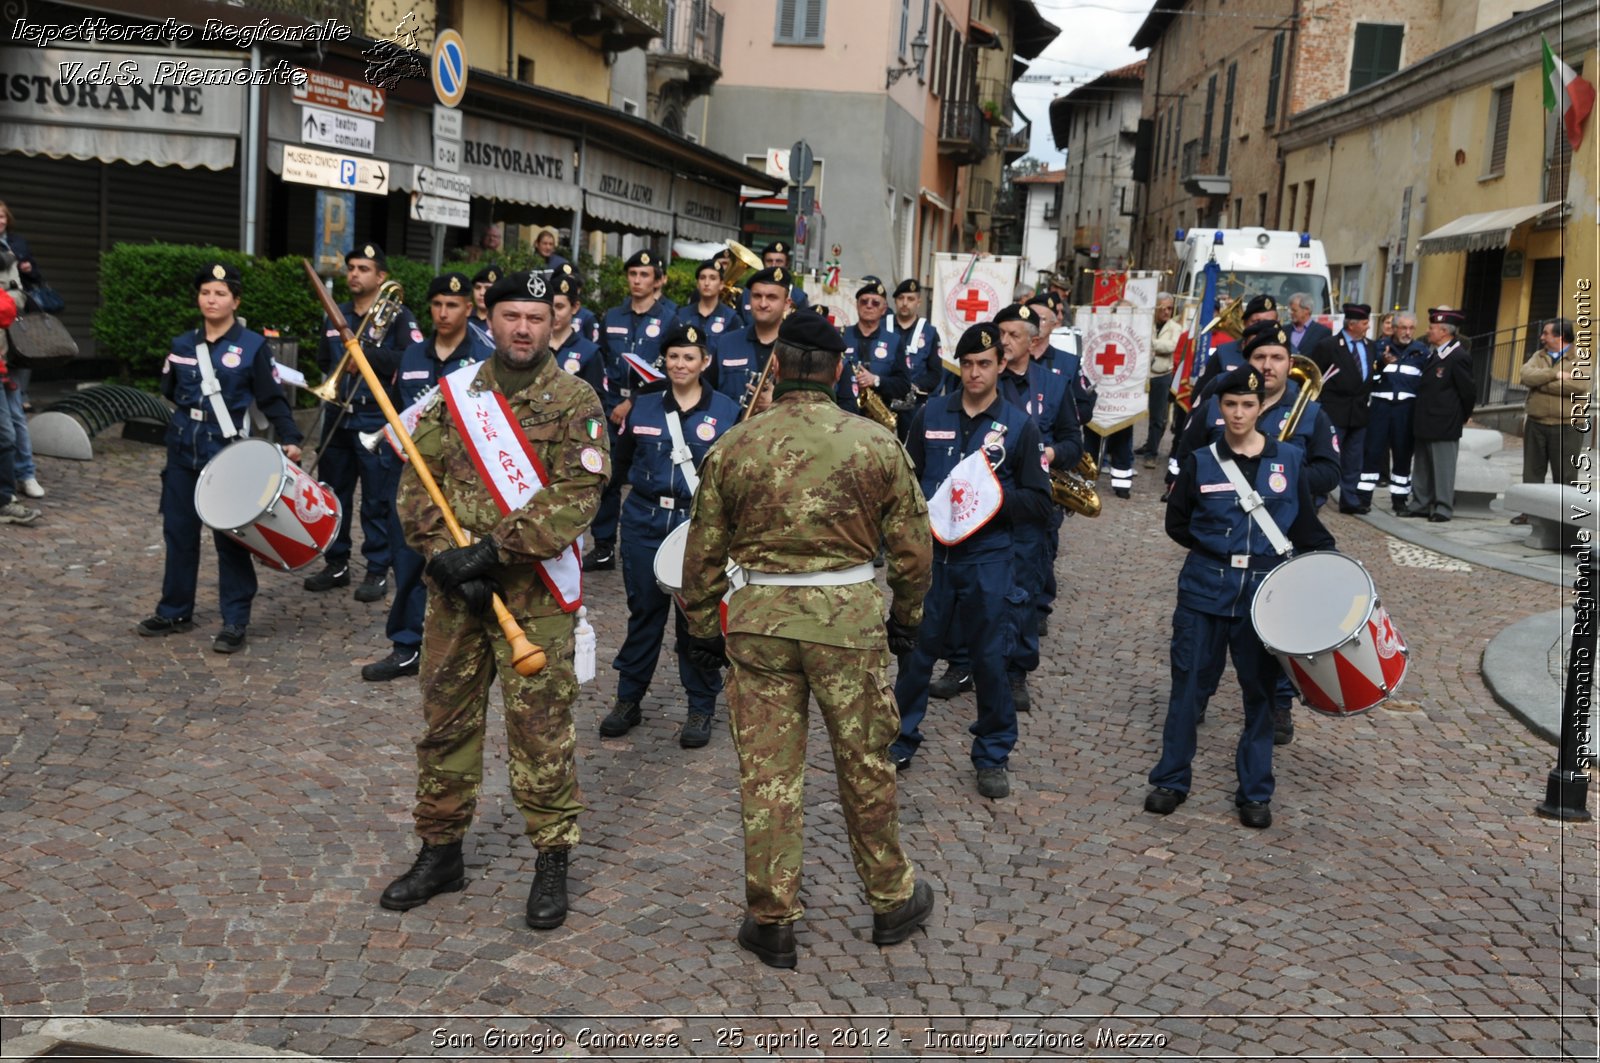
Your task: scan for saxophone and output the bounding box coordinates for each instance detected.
[849,354,900,432]
[1049,452,1102,517]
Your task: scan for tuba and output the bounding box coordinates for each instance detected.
[719,241,764,309]
[311,279,405,404]
[1278,355,1324,441]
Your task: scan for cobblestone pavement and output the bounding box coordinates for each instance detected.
[1,440,1595,1061]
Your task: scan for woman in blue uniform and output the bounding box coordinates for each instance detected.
[136,263,304,654]
[1144,366,1334,829]
[599,322,742,749]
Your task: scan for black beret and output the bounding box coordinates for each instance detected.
[1240,319,1291,358]
[695,258,723,276]
[660,321,710,351]
[193,261,241,293]
[1243,293,1278,318]
[624,249,658,270]
[472,264,502,286]
[763,240,791,258]
[346,243,386,270]
[954,322,1002,358]
[1214,366,1266,399]
[893,279,920,297]
[992,302,1038,326]
[1342,302,1372,320]
[1025,297,1054,315]
[746,266,791,291]
[550,273,581,301]
[426,272,472,300]
[856,279,888,300]
[486,270,553,308]
[778,308,845,353]
[1045,292,1066,313]
[1428,307,1466,327]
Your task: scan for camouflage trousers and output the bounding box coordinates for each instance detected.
[412,597,582,851]
[726,632,916,924]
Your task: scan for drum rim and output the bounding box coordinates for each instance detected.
[1251,550,1378,658]
[652,520,692,595]
[194,438,290,531]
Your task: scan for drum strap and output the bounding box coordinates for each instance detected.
[194,338,239,439]
[1208,443,1292,557]
[663,410,700,495]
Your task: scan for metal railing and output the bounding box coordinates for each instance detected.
[1462,323,1546,406]
[976,76,1012,126]
[604,0,668,34]
[938,101,989,159]
[651,0,724,68]
[999,126,1031,156]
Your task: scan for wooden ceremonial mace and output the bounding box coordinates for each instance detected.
[300,260,546,677]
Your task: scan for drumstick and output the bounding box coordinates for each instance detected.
[299,260,546,677]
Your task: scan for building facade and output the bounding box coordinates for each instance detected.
[1047,60,1143,298]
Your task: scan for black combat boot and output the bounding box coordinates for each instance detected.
[737,915,797,969]
[379,840,465,911]
[526,849,570,929]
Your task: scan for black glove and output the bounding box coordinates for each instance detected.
[425,538,498,592]
[686,633,728,671]
[450,576,499,616]
[885,616,918,657]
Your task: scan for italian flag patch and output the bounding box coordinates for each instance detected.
[585,418,601,440]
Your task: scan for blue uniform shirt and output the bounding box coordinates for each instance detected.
[674,299,741,340]
[161,321,302,470]
[1001,360,1083,473]
[886,315,945,394]
[1175,380,1342,497]
[836,322,912,416]
[1373,338,1429,401]
[394,329,492,408]
[554,328,606,401]
[614,385,741,548]
[708,321,774,408]
[599,297,674,408]
[317,298,422,414]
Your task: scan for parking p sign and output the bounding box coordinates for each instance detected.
[432,29,467,108]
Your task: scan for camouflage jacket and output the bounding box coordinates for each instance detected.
[398,352,610,617]
[682,388,932,649]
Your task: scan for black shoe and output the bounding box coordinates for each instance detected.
[1144,786,1186,815]
[363,647,420,682]
[1038,616,1050,637]
[212,624,247,654]
[892,754,913,772]
[680,711,714,749]
[738,915,797,969]
[1238,800,1272,829]
[581,543,615,571]
[379,841,465,911]
[1428,513,1451,523]
[1114,487,1131,500]
[1273,706,1294,745]
[976,767,1010,799]
[1391,496,1410,513]
[599,698,642,737]
[1009,673,1031,713]
[525,849,570,929]
[303,562,350,592]
[871,879,934,945]
[928,665,974,700]
[354,572,389,602]
[1196,705,1207,726]
[1397,508,1426,519]
[136,615,193,637]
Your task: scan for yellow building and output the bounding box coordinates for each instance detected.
[1279,0,1596,406]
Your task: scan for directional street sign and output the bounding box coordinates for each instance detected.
[282,144,389,196]
[410,195,470,227]
[414,166,471,202]
[300,106,376,155]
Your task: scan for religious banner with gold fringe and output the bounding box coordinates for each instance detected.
[1091,270,1126,306]
[1077,303,1154,436]
[930,252,1020,357]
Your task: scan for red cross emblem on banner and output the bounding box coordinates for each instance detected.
[955,288,991,322]
[1094,343,1127,376]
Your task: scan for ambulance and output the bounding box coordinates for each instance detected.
[1172,228,1334,317]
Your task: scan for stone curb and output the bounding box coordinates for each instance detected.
[1480,606,1574,747]
[4,1018,337,1063]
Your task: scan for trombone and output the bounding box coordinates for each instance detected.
[311,279,405,405]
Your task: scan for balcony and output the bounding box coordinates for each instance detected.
[970,176,996,215]
[550,0,665,51]
[1180,137,1229,197]
[1072,225,1100,252]
[938,102,989,164]
[647,0,724,105]
[999,124,1031,163]
[1043,201,1060,224]
[976,76,1013,127]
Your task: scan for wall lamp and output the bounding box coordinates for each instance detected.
[887,30,929,88]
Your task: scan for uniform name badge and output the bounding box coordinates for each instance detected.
[927,449,1004,546]
[439,361,583,612]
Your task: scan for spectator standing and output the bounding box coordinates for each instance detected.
[1513,317,1592,521]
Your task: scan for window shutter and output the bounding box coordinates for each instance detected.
[1266,32,1285,124]
[1488,86,1513,176]
[802,0,825,43]
[1202,74,1216,155]
[1350,24,1404,91]
[1218,62,1236,172]
[776,0,797,41]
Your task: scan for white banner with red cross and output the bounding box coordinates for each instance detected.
[1077,304,1154,437]
[930,252,1020,358]
[808,281,858,331]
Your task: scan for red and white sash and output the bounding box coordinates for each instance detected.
[927,449,1004,546]
[439,361,583,612]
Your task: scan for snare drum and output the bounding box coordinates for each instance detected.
[1250,551,1409,717]
[653,522,691,596]
[194,439,342,572]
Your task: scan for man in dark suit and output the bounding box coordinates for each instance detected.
[1286,293,1332,355]
[1402,307,1475,522]
[1311,303,1382,513]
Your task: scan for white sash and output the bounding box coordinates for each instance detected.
[194,337,239,439]
[927,448,1004,546]
[907,317,928,354]
[663,410,700,495]
[439,361,583,612]
[380,385,441,460]
[1208,444,1292,557]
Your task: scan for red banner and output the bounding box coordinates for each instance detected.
[1091,271,1127,307]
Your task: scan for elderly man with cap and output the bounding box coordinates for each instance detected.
[1145,365,1335,830]
[1360,311,1430,512]
[838,278,912,421]
[709,266,790,412]
[587,249,674,571]
[136,263,304,653]
[1403,307,1475,522]
[1514,317,1592,508]
[599,321,741,748]
[468,264,501,349]
[380,268,609,929]
[890,322,1054,800]
[1311,303,1382,513]
[679,309,934,970]
[886,279,946,400]
[674,258,741,339]
[305,242,424,602]
[361,271,494,683]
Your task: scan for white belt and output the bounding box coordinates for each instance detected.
[744,563,876,586]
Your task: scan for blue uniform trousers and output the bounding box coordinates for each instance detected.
[1038,507,1064,626]
[1149,604,1280,804]
[613,537,722,715]
[892,559,1017,769]
[948,521,1049,676]
[1360,400,1414,504]
[591,420,624,546]
[157,460,259,627]
[381,447,425,651]
[319,417,395,575]
[1336,424,1366,505]
[1087,426,1136,492]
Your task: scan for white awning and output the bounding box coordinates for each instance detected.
[920,187,952,213]
[1416,201,1563,255]
[583,145,673,234]
[674,182,740,241]
[1,124,235,169]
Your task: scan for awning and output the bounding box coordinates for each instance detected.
[1416,201,1563,255]
[674,181,741,241]
[583,145,673,233]
[921,187,952,213]
[1,125,234,170]
[454,115,580,211]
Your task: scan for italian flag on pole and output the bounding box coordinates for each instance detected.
[1542,35,1596,151]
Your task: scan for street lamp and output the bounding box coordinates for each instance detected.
[887,30,929,88]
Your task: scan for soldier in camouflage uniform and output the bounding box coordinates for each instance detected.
[379,271,610,930]
[679,310,937,970]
